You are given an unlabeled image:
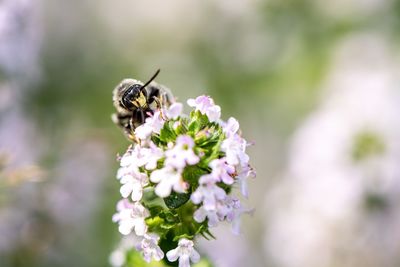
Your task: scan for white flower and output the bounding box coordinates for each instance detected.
[165,135,200,170]
[193,194,252,231]
[191,174,226,210]
[264,36,400,267]
[221,134,249,166]
[222,117,240,137]
[136,233,164,263]
[109,236,137,267]
[234,163,256,198]
[187,95,221,122]
[150,166,188,197]
[119,147,136,168]
[146,110,165,134]
[135,111,165,140]
[116,165,130,181]
[117,145,147,173]
[116,147,138,181]
[140,142,164,170]
[209,158,235,185]
[135,124,153,140]
[132,144,156,167]
[112,199,149,236]
[221,196,253,235]
[109,249,125,267]
[117,143,163,178]
[165,102,183,120]
[119,170,149,201]
[193,205,220,227]
[166,238,200,267]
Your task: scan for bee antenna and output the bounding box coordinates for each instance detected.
[140,69,160,91]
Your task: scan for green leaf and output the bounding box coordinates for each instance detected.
[159,121,177,143]
[182,165,209,186]
[188,111,209,133]
[151,134,162,146]
[164,192,191,209]
[148,206,164,217]
[172,233,196,242]
[174,118,189,135]
[146,216,164,228]
[146,211,178,235]
[142,188,166,209]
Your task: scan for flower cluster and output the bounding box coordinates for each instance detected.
[264,36,400,267]
[112,95,255,266]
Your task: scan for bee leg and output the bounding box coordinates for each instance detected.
[152,96,168,120]
[152,97,160,109]
[148,87,160,103]
[127,118,139,143]
[125,129,137,143]
[139,109,145,124]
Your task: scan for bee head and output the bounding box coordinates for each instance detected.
[121,84,147,110]
[120,69,161,111]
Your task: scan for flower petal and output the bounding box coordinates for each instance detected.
[178,254,190,267]
[190,249,200,263]
[120,183,132,198]
[155,182,172,198]
[133,220,147,236]
[166,248,179,262]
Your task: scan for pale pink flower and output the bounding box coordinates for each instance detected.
[135,111,165,140]
[118,143,163,173]
[112,199,149,236]
[165,135,199,170]
[166,238,200,267]
[145,110,165,134]
[220,196,253,235]
[222,117,240,137]
[165,102,183,120]
[193,206,220,227]
[140,142,164,170]
[187,95,221,122]
[221,134,249,166]
[191,174,226,210]
[136,233,164,263]
[209,158,235,185]
[234,164,256,198]
[117,146,141,177]
[119,170,149,201]
[135,124,153,140]
[150,166,187,197]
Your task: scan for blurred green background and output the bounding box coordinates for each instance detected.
[1,0,400,266]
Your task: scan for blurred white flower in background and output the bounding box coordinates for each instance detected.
[264,34,400,267]
[47,139,110,227]
[197,225,251,267]
[109,235,138,267]
[0,0,42,80]
[0,0,114,255]
[0,0,45,257]
[0,0,43,164]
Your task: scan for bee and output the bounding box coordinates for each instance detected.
[112,69,174,141]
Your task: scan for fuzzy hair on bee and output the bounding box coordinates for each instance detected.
[112,69,174,141]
